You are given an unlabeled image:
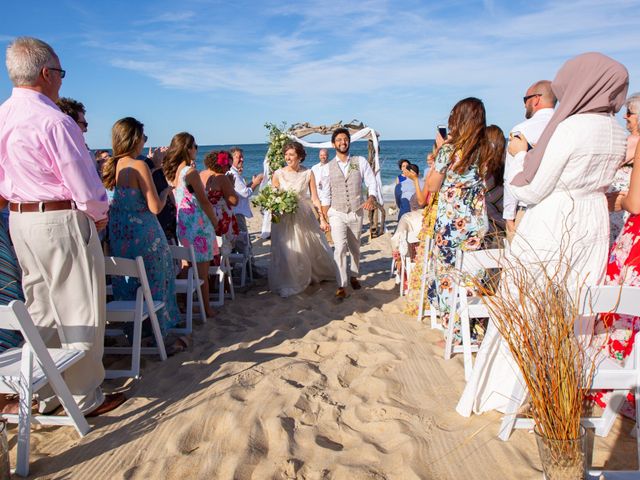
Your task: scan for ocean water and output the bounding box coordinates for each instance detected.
[194,139,435,202]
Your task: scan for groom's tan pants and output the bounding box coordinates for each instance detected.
[10,209,106,413]
[327,208,362,288]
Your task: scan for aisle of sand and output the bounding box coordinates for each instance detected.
[13,211,636,479]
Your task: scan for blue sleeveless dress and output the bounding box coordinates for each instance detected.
[108,169,179,335]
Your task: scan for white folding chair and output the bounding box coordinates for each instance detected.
[228,231,254,287]
[444,246,506,381]
[169,245,207,335]
[416,238,440,328]
[209,237,235,307]
[398,231,419,297]
[499,285,640,476]
[104,256,167,379]
[0,301,90,476]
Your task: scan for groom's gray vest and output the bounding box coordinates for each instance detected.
[328,157,363,213]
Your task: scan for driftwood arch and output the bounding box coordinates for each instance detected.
[286,120,386,239]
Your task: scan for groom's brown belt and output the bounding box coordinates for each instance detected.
[10,200,77,213]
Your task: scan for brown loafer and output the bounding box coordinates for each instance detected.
[350,277,362,290]
[335,287,347,299]
[86,392,126,418]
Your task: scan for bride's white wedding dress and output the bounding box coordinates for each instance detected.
[269,167,336,297]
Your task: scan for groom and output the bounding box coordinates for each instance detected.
[319,128,378,299]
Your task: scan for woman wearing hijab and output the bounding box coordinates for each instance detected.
[457,52,628,417]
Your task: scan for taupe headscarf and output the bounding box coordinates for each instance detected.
[511,52,629,186]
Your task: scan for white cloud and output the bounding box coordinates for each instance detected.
[86,0,640,105]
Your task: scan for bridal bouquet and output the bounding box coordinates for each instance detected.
[264,122,289,174]
[252,185,298,223]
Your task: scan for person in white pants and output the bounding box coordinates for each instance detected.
[319,128,379,298]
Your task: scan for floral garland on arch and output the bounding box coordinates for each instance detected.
[264,122,289,175]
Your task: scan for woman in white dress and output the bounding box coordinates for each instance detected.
[457,52,629,417]
[269,141,337,297]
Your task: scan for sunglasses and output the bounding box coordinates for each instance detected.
[78,121,88,128]
[523,93,542,104]
[143,135,148,142]
[47,67,66,78]
[626,110,637,117]
[192,144,198,150]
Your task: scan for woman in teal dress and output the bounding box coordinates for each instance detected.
[102,118,182,350]
[426,98,498,345]
[0,205,24,351]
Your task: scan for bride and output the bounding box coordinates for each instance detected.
[269,141,337,297]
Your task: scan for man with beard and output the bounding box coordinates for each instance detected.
[319,128,378,298]
[503,80,556,240]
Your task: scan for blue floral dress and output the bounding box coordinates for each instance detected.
[174,166,217,262]
[108,174,179,336]
[427,144,487,344]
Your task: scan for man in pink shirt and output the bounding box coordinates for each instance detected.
[0,37,124,416]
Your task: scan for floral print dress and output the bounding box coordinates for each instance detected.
[207,181,239,257]
[175,166,218,262]
[587,214,640,419]
[427,144,487,344]
[108,181,179,336]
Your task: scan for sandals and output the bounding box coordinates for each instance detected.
[165,335,192,357]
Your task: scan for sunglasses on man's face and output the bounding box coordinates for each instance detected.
[523,93,542,104]
[47,67,66,78]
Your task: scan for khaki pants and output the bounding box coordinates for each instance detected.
[327,208,362,288]
[10,209,106,413]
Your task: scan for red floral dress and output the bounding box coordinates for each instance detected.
[207,187,239,257]
[587,214,640,419]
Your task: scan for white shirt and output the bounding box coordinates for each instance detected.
[318,155,378,207]
[229,166,253,217]
[503,108,554,220]
[311,162,326,193]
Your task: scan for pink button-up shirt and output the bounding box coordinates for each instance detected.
[0,88,108,220]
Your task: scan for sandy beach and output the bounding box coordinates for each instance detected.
[9,208,637,479]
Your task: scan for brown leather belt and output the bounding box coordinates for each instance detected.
[9,200,76,213]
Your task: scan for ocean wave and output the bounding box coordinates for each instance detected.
[382,182,397,202]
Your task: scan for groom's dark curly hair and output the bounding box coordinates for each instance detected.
[331,127,350,144]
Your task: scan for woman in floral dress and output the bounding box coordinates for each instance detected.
[103,117,180,345]
[589,139,640,418]
[607,93,640,244]
[424,98,497,345]
[163,132,219,318]
[200,150,239,259]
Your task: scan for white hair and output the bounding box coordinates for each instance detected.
[627,92,640,114]
[5,37,56,87]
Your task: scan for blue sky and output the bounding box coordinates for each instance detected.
[1,0,638,148]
